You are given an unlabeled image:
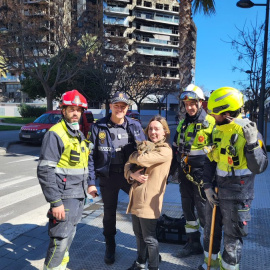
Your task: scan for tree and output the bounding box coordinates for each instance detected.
[179,0,216,89]
[118,63,164,113]
[81,32,129,114]
[227,19,270,119]
[0,1,96,110]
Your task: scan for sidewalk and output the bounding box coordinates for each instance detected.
[1,158,270,270]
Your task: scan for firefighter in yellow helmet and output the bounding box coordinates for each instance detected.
[170,84,215,257]
[198,87,268,270]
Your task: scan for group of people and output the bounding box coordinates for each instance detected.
[37,85,268,270]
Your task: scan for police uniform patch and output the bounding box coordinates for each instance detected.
[99,131,106,144]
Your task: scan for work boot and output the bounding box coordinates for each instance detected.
[127,261,146,270]
[177,238,203,258]
[104,236,116,264]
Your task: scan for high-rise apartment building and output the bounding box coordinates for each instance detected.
[0,0,86,102]
[103,0,196,82]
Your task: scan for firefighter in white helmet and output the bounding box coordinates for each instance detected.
[170,84,216,257]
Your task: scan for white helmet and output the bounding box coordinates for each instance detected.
[180,84,205,101]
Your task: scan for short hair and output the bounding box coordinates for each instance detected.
[144,115,170,142]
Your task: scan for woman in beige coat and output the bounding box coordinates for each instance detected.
[124,115,172,270]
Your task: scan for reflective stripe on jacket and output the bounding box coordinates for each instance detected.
[50,120,89,172]
[38,120,89,207]
[174,109,215,168]
[205,118,268,200]
[207,121,251,177]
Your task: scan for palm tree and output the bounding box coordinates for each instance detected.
[179,0,216,90]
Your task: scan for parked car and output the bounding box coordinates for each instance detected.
[19,110,94,144]
[126,111,141,123]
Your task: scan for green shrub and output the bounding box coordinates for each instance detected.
[18,104,47,118]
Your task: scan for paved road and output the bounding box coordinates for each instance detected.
[0,143,100,249]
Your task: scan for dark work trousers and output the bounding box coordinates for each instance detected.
[99,171,131,237]
[44,198,84,268]
[179,170,206,235]
[203,199,251,265]
[132,215,159,270]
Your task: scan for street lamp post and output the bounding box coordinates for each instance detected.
[237,0,269,136]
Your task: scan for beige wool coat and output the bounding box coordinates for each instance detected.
[124,141,173,219]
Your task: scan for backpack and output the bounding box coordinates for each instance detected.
[156,214,187,244]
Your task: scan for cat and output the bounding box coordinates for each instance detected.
[130,140,158,173]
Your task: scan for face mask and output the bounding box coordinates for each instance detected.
[66,121,80,131]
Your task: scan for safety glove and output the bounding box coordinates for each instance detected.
[234,118,258,145]
[204,188,219,208]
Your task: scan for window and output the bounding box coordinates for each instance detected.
[164,4,169,10]
[173,6,179,12]
[144,1,152,8]
[154,59,161,66]
[137,0,142,5]
[156,3,163,9]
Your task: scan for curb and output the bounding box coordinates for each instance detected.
[0,142,9,155]
[0,140,22,155]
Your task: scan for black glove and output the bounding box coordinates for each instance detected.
[204,188,219,208]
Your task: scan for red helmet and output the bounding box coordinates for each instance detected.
[60,90,87,109]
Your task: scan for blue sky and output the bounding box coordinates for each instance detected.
[193,1,266,96]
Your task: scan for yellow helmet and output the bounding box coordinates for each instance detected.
[207,87,244,115]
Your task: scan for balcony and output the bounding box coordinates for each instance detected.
[134,13,179,24]
[23,0,49,4]
[138,37,179,47]
[104,16,129,27]
[0,75,20,83]
[139,26,178,35]
[104,6,129,15]
[24,10,47,16]
[137,47,178,57]
[135,4,179,14]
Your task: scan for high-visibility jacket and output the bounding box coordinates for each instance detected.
[38,120,89,207]
[172,109,215,169]
[204,118,268,200]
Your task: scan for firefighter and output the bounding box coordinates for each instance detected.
[199,87,268,270]
[37,90,89,270]
[87,92,145,265]
[171,84,216,257]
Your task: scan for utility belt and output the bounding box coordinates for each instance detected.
[109,164,124,173]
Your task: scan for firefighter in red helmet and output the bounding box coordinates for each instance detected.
[38,90,89,270]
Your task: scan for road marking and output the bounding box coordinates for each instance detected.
[7,157,38,164]
[0,185,43,209]
[0,176,36,189]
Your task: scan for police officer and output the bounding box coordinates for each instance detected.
[87,92,145,264]
[38,90,89,270]
[171,84,215,257]
[199,87,268,270]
